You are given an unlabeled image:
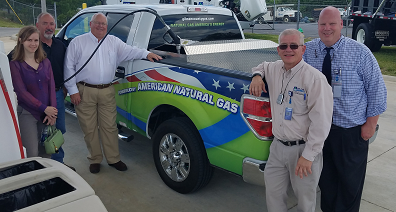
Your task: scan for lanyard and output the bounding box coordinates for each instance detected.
[277,66,302,105]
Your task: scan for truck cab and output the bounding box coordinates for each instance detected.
[351,0,396,51]
[262,6,302,22]
[104,0,268,30]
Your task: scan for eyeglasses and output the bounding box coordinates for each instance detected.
[92,21,107,26]
[278,44,303,50]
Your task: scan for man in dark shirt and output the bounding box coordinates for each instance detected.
[35,12,75,171]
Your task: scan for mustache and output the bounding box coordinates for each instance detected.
[45,29,54,33]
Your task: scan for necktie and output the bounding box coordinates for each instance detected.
[322,47,333,85]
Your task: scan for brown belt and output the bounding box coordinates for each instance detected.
[79,81,112,89]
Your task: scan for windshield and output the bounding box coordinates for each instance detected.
[148,14,242,50]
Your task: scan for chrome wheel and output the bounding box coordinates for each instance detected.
[357,28,365,44]
[159,133,190,182]
[153,117,213,193]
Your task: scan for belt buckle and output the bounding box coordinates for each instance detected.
[287,141,291,146]
[99,84,104,89]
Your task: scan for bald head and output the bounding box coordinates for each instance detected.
[318,6,343,47]
[319,6,342,22]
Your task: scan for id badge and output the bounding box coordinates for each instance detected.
[332,69,342,98]
[285,107,293,120]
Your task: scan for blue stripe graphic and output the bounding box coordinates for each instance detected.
[117,107,147,132]
[200,110,250,149]
[117,105,249,148]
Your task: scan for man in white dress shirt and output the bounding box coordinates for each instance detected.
[64,13,162,173]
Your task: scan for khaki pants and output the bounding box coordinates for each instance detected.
[75,83,120,164]
[264,138,323,212]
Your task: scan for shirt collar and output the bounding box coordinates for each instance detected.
[318,35,345,52]
[41,37,55,48]
[282,59,305,75]
[88,31,100,43]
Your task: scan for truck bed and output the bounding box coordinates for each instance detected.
[150,39,280,77]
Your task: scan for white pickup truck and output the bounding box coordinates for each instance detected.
[261,6,302,22]
[58,4,280,194]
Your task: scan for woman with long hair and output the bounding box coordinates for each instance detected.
[9,26,58,158]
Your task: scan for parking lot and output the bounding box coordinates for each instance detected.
[60,78,396,212]
[1,26,396,211]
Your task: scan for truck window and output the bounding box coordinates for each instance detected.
[148,14,242,50]
[106,13,135,43]
[61,12,134,45]
[63,13,95,42]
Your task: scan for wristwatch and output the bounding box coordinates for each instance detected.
[251,73,262,79]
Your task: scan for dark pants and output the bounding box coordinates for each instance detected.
[51,89,66,163]
[319,125,368,212]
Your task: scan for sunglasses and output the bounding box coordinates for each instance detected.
[278,44,303,50]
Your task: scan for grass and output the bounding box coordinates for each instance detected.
[0,16,24,28]
[244,32,312,44]
[373,47,396,76]
[244,32,279,43]
[245,32,396,77]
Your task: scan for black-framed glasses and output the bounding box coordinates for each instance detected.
[278,44,303,50]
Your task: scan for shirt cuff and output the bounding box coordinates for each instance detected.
[39,104,47,113]
[251,72,262,79]
[67,86,79,95]
[143,51,150,60]
[302,148,318,162]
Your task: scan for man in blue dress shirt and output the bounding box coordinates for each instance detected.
[303,6,387,212]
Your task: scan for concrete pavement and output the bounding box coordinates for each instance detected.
[0,36,16,54]
[1,35,395,212]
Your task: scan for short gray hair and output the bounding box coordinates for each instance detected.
[90,12,107,24]
[278,29,304,45]
[37,12,54,23]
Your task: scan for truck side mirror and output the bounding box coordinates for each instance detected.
[115,66,125,78]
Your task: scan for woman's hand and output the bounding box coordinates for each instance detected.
[43,115,56,126]
[44,106,58,119]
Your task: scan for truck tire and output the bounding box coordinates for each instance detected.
[152,117,213,194]
[283,16,289,23]
[371,41,382,52]
[355,23,382,52]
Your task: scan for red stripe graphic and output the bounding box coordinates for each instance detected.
[127,75,141,82]
[0,78,25,159]
[145,69,179,83]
